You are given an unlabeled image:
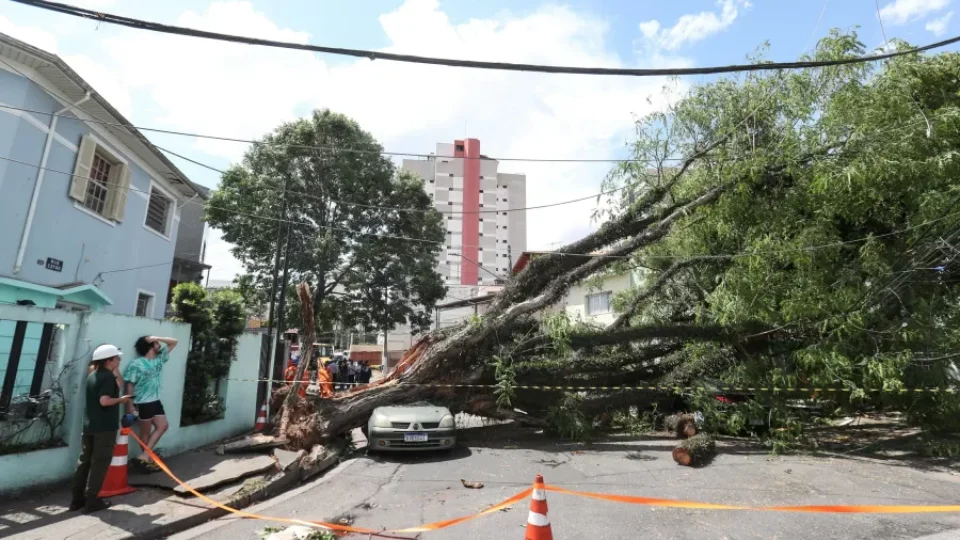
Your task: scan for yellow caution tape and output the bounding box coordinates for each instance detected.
[228,378,960,394]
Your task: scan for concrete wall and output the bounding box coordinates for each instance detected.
[562,273,634,326]
[0,65,184,318]
[0,305,261,494]
[174,186,209,263]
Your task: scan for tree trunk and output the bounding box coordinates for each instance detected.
[672,433,716,466]
[279,282,317,439]
[664,413,698,439]
[272,148,799,445]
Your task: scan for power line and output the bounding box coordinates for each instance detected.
[154,143,628,216]
[0,103,672,164]
[14,0,960,77]
[4,153,959,264]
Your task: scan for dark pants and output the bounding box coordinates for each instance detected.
[72,430,116,503]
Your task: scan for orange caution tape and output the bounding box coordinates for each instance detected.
[546,485,747,510]
[545,485,960,514]
[129,430,960,538]
[129,431,530,536]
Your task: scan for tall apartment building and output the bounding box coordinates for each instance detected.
[402,139,527,288]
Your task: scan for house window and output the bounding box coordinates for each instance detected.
[586,292,612,315]
[145,188,173,236]
[136,290,155,318]
[455,143,465,151]
[83,153,112,215]
[69,135,131,222]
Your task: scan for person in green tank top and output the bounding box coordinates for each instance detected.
[71,344,133,513]
[123,335,178,470]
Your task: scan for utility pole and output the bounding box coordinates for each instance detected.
[381,327,389,373]
[272,221,294,385]
[262,178,287,417]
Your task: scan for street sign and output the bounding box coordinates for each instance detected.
[45,258,63,272]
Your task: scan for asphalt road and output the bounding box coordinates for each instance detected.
[170,425,960,540]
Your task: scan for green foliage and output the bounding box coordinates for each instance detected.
[541,312,574,357]
[493,354,517,408]
[546,394,591,441]
[594,31,960,429]
[171,283,246,426]
[205,109,446,339]
[925,439,960,458]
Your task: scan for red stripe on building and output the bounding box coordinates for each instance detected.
[459,138,480,285]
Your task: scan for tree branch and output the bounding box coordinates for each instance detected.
[611,256,731,329]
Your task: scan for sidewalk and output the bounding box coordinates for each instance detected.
[0,436,346,540]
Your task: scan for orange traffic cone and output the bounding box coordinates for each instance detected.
[254,401,268,431]
[98,427,137,498]
[524,474,553,540]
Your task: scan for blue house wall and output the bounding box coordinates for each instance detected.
[0,66,183,317]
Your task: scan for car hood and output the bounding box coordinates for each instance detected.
[373,405,452,422]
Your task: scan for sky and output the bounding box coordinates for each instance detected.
[1,0,957,281]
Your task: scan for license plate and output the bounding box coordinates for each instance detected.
[404,433,428,442]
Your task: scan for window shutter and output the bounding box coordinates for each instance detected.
[107,163,131,222]
[68,135,97,202]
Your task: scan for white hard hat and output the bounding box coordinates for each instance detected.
[92,344,122,361]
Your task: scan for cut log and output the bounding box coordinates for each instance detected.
[672,433,716,467]
[664,413,698,439]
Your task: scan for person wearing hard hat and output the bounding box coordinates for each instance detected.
[123,335,178,471]
[71,344,133,513]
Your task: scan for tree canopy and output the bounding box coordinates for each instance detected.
[276,32,960,446]
[207,109,446,338]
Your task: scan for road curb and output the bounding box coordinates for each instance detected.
[138,441,349,540]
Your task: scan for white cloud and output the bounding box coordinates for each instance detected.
[0,15,59,53]
[637,0,747,51]
[62,54,134,117]
[205,228,245,281]
[5,0,686,281]
[879,0,951,25]
[925,10,954,34]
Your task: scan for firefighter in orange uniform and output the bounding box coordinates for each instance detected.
[316,360,334,398]
[284,354,309,398]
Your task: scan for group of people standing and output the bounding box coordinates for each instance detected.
[72,335,178,514]
[324,354,373,390]
[283,350,376,398]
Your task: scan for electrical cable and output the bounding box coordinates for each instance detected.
[0,103,675,164]
[4,153,960,264]
[153,143,629,216]
[13,0,960,77]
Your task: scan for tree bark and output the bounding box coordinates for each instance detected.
[279,282,317,438]
[664,413,698,439]
[673,433,716,466]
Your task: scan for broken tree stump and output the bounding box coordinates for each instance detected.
[672,433,716,467]
[664,413,698,439]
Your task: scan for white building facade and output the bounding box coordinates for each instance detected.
[402,139,527,288]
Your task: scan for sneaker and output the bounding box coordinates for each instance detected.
[81,499,111,514]
[68,499,86,512]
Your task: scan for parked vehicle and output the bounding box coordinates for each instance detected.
[365,404,456,452]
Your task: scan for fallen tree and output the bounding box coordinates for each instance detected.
[665,413,698,439]
[275,33,960,445]
[673,434,716,467]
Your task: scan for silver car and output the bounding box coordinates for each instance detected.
[366,404,457,451]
